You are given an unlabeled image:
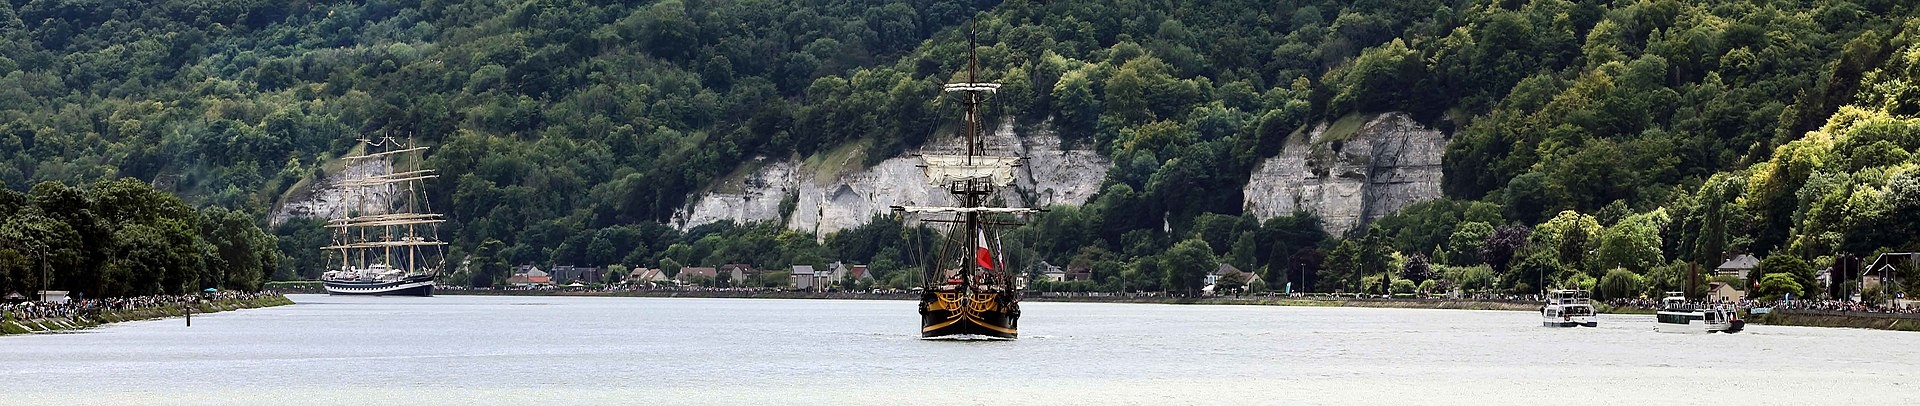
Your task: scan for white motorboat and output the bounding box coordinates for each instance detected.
[1541,289,1598,327]
[1654,292,1745,333]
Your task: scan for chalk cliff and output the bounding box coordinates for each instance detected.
[678,119,1110,234]
[1242,112,1448,235]
[270,158,394,226]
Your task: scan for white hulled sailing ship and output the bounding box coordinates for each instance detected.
[895,30,1035,339]
[321,136,447,296]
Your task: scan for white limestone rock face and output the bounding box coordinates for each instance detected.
[271,159,395,225]
[1017,130,1109,208]
[678,159,798,230]
[678,119,1112,234]
[1242,112,1447,236]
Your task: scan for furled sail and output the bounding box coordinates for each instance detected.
[893,206,1039,214]
[921,155,1020,186]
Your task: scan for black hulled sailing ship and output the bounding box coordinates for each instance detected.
[895,32,1034,339]
[321,136,448,296]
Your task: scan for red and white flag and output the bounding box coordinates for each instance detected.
[975,229,995,270]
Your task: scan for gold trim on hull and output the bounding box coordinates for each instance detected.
[922,291,1018,338]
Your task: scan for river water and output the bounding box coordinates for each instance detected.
[2,294,1914,404]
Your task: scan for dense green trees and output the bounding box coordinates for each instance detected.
[0,179,274,297]
[1160,239,1216,296]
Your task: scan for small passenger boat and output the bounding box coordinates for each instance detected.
[1654,292,1744,333]
[1541,289,1599,327]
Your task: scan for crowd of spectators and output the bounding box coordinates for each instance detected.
[1763,299,1919,314]
[2,291,280,321]
[1606,297,1920,314]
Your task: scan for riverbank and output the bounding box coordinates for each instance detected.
[1,294,294,335]
[428,289,1552,312]
[1749,310,1920,332]
[447,289,1912,332]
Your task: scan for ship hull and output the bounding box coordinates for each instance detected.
[325,275,434,297]
[1654,310,1744,333]
[920,291,1019,339]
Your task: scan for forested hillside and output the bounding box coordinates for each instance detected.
[4,0,1918,298]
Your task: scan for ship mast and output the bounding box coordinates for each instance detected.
[324,136,449,277]
[904,24,1029,339]
[896,25,1036,291]
[964,29,981,293]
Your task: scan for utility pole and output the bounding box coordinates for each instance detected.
[40,250,48,303]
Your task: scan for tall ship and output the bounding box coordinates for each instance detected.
[320,136,448,296]
[894,31,1033,340]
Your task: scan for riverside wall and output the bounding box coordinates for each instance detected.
[1750,309,1920,332]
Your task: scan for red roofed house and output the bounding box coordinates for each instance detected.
[505,267,553,289]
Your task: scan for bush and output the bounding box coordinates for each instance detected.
[1359,274,1385,294]
[1595,268,1645,300]
[1756,273,1805,301]
[1446,265,1497,293]
[1391,278,1417,295]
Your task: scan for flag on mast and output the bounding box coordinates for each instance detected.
[976,229,995,270]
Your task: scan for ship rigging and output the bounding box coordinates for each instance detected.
[320,136,448,296]
[894,29,1035,339]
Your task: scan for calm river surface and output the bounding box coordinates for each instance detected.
[3,294,1916,404]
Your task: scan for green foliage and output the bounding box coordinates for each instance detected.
[1755,255,1817,299]
[1160,238,1215,296]
[1533,210,1601,274]
[1325,226,1392,292]
[1390,278,1416,295]
[1562,272,1598,293]
[1643,261,1696,298]
[1445,265,1496,293]
[1594,209,1670,272]
[0,179,271,297]
[1756,273,1805,301]
[1214,269,1251,295]
[467,239,509,288]
[273,218,331,280]
[1440,221,1493,266]
[659,258,682,279]
[1595,268,1645,301]
[1358,274,1385,295]
[1507,250,1562,295]
[1327,38,1420,115]
[1372,199,1502,258]
[199,207,278,291]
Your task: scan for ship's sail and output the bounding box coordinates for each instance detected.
[895,206,1038,214]
[920,155,1020,186]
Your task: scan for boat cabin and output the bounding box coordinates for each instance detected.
[1546,289,1591,306]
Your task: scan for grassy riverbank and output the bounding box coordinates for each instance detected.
[1,295,294,335]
